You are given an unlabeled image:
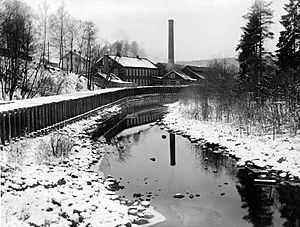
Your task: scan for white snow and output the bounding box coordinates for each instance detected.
[111,55,157,69]
[163,102,300,180]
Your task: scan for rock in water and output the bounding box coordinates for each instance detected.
[173,193,185,199]
[57,178,66,185]
[128,208,138,215]
[141,201,150,208]
[133,193,142,198]
[119,145,125,150]
[133,219,150,225]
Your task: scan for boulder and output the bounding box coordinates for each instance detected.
[133,218,150,225]
[140,201,150,208]
[137,206,146,212]
[173,193,185,199]
[128,208,138,216]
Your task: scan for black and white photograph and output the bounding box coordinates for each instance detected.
[1,0,300,226]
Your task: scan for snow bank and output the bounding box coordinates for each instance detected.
[163,102,300,181]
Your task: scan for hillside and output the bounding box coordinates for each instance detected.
[177,58,239,68]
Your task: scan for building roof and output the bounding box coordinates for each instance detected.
[156,62,185,71]
[108,55,157,69]
[162,70,196,81]
[95,72,129,83]
[182,65,217,80]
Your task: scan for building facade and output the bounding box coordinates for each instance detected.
[94,55,159,86]
[161,70,196,85]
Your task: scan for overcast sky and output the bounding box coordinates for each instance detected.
[23,0,286,62]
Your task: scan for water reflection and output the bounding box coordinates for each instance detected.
[103,107,166,141]
[91,96,171,140]
[237,168,300,227]
[95,104,300,227]
[169,133,176,166]
[189,144,237,179]
[277,185,300,227]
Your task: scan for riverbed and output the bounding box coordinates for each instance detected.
[98,111,300,227]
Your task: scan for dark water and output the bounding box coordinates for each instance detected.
[98,110,300,227]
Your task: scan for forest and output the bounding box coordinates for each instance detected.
[179,0,300,138]
[0,0,146,100]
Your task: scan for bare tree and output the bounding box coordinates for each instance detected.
[82,21,97,89]
[0,0,36,100]
[65,15,80,72]
[49,1,68,68]
[37,0,50,64]
[108,40,146,57]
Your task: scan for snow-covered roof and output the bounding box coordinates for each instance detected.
[162,70,196,81]
[96,72,133,84]
[109,55,157,69]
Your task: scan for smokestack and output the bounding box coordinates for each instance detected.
[168,19,174,70]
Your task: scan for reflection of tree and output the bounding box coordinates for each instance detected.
[236,169,275,227]
[99,154,111,170]
[114,147,131,163]
[190,144,236,178]
[277,185,300,227]
[110,137,132,163]
[133,133,141,143]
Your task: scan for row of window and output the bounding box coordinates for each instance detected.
[163,80,181,85]
[127,78,150,86]
[125,68,158,77]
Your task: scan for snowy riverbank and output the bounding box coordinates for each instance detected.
[162,102,300,182]
[1,104,165,227]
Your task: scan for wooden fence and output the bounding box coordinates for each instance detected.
[0,86,185,145]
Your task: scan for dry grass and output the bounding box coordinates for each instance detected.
[3,131,74,166]
[4,140,29,166]
[36,132,74,163]
[179,95,300,140]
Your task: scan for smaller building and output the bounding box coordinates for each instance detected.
[155,63,215,85]
[161,70,196,85]
[93,55,159,86]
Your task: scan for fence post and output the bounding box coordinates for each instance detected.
[9,110,16,140]
[31,107,35,133]
[16,109,21,139]
[26,108,31,133]
[20,108,25,137]
[0,113,5,145]
[45,104,49,128]
[40,105,44,130]
[7,111,11,142]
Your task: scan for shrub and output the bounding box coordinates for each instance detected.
[36,132,74,163]
[4,140,29,166]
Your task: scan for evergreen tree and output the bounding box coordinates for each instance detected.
[236,0,274,97]
[276,0,300,100]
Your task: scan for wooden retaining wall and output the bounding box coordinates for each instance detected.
[0,86,185,145]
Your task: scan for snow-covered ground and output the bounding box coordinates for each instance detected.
[1,104,165,227]
[162,102,300,181]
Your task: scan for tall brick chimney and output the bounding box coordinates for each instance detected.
[167,19,174,71]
